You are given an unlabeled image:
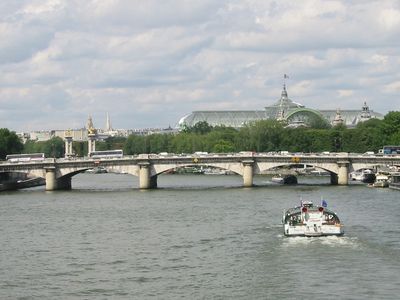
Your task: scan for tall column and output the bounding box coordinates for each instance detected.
[64,130,73,158]
[87,133,96,155]
[65,136,73,158]
[45,167,57,191]
[337,161,349,185]
[242,160,254,187]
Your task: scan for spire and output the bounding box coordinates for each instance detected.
[105,113,112,132]
[281,84,288,98]
[282,74,289,98]
[277,74,289,120]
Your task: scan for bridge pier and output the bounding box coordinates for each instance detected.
[45,167,57,191]
[337,161,349,185]
[139,162,157,189]
[45,168,72,190]
[242,160,254,187]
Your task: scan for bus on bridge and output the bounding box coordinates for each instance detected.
[6,153,45,163]
[89,150,123,159]
[381,145,400,155]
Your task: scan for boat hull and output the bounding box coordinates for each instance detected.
[271,174,297,184]
[284,224,344,237]
[372,181,389,188]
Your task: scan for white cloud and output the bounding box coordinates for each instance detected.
[0,0,400,131]
[19,0,65,15]
[383,81,400,93]
[378,8,400,30]
[338,89,355,98]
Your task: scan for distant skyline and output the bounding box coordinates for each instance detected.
[1,0,400,132]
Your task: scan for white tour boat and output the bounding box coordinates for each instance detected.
[282,200,344,237]
[271,174,298,184]
[372,173,389,188]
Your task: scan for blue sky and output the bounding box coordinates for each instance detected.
[1,0,400,132]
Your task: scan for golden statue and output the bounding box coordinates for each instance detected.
[87,115,97,135]
[64,129,73,138]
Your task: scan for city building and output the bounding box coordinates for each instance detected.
[23,114,176,143]
[178,84,383,129]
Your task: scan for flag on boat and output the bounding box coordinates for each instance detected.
[322,199,328,207]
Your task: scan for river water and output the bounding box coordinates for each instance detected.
[1,174,399,299]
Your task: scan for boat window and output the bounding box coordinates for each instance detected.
[324,212,340,224]
[285,212,301,224]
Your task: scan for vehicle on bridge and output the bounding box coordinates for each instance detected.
[282,200,344,237]
[89,150,123,159]
[381,145,400,155]
[6,153,45,163]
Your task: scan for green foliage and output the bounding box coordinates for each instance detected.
[238,120,284,152]
[22,137,64,158]
[0,128,24,159]
[124,135,148,154]
[72,141,86,157]
[381,111,400,145]
[212,140,235,153]
[43,137,65,158]
[171,133,206,153]
[309,116,331,129]
[182,121,213,134]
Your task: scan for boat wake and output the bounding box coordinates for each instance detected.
[281,235,361,249]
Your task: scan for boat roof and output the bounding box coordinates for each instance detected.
[284,205,338,216]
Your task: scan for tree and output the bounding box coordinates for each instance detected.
[240,120,284,152]
[183,121,213,134]
[72,141,86,157]
[44,137,64,158]
[124,135,148,154]
[212,140,235,153]
[381,111,400,145]
[0,128,24,159]
[204,126,237,152]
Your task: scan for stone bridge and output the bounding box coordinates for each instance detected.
[1,152,400,190]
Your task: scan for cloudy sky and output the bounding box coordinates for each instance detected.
[1,0,400,132]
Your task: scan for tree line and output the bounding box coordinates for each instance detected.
[1,111,399,159]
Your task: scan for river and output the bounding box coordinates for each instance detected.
[1,173,399,299]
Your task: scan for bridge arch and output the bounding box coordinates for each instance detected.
[260,163,335,174]
[256,161,340,175]
[151,162,244,177]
